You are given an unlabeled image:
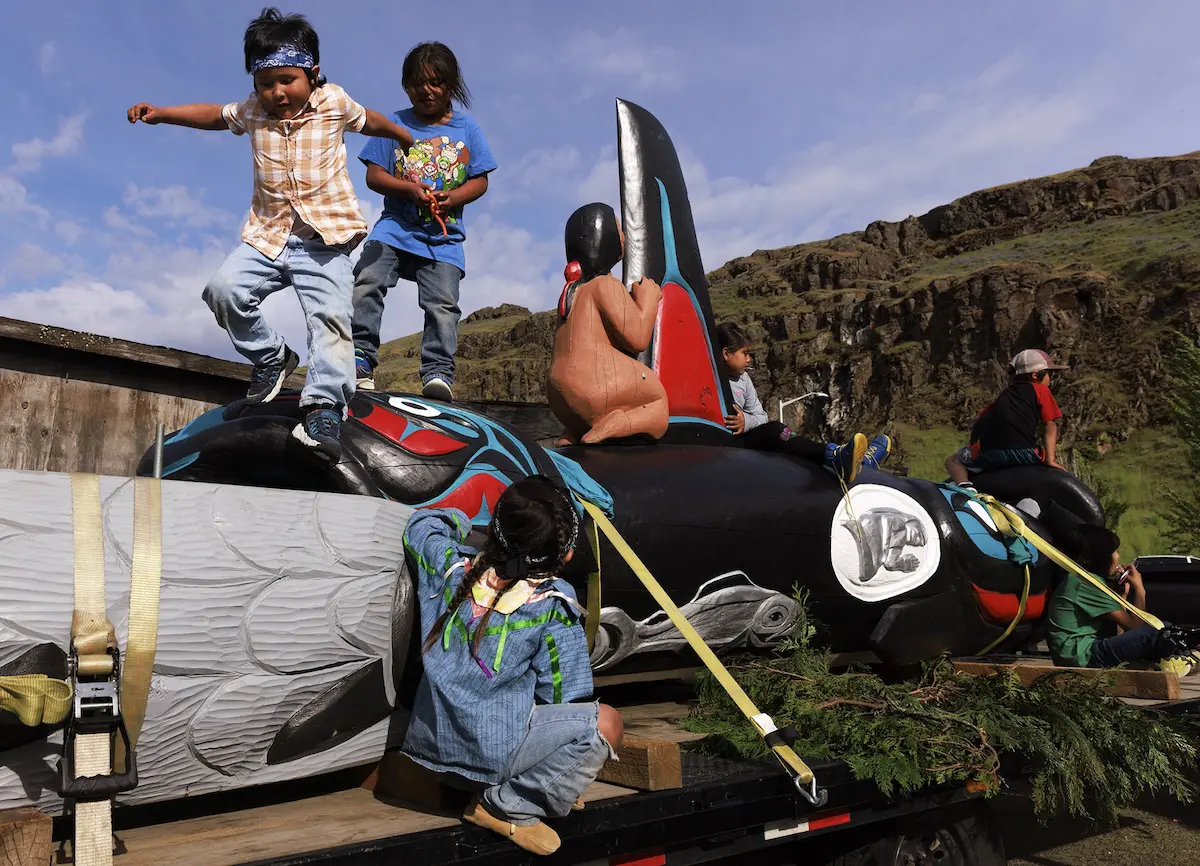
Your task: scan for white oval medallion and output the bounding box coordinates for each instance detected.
[830,484,941,602]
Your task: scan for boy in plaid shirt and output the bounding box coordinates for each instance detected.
[127,8,412,458]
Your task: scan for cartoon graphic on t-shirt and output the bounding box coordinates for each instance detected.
[394,136,471,226]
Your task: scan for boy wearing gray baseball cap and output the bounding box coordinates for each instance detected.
[946,349,1069,490]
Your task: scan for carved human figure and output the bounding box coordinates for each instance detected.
[547,203,669,445]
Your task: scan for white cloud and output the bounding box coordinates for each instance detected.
[121,183,236,229]
[565,30,684,92]
[38,42,58,77]
[4,242,65,281]
[492,146,584,202]
[55,219,84,245]
[576,146,619,209]
[103,206,156,240]
[11,114,86,173]
[0,176,50,224]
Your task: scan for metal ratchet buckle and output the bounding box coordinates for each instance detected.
[56,646,139,801]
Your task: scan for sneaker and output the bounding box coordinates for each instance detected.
[355,351,375,391]
[247,345,300,404]
[422,377,453,402]
[291,406,343,459]
[861,435,892,469]
[829,433,869,485]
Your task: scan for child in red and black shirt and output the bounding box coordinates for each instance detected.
[946,349,1067,490]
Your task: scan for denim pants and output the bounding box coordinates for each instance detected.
[481,702,613,826]
[351,240,461,385]
[1090,623,1172,668]
[203,237,354,409]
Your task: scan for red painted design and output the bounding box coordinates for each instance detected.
[427,473,510,519]
[358,407,408,445]
[651,282,725,426]
[400,430,467,456]
[972,584,1046,624]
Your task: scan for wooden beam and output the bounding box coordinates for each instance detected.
[0,807,51,866]
[596,733,682,792]
[953,661,1181,701]
[367,751,469,813]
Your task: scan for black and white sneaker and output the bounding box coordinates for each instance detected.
[422,377,453,402]
[247,346,300,404]
[291,406,343,460]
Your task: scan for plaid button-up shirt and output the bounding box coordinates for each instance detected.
[223,83,369,259]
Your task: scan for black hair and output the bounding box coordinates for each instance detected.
[244,8,320,74]
[423,476,579,661]
[716,322,750,354]
[1060,524,1121,577]
[564,203,622,282]
[402,42,472,108]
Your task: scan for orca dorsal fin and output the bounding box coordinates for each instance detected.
[617,99,732,433]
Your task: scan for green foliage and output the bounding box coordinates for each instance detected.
[684,596,1198,825]
[1065,447,1130,532]
[1165,335,1200,555]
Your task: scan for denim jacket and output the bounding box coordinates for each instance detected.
[400,508,594,783]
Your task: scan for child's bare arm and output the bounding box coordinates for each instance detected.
[127,102,227,130]
[1043,419,1062,468]
[361,110,414,150]
[364,163,431,204]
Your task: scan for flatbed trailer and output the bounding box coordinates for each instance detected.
[100,750,998,866]
[68,672,1196,866]
[68,693,1014,866]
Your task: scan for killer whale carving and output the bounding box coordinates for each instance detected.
[0,99,1108,811]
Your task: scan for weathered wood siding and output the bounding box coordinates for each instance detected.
[0,317,562,476]
[0,318,268,476]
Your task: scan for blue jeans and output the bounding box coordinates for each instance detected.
[203,237,354,409]
[351,240,461,385]
[482,702,613,826]
[1090,623,1171,667]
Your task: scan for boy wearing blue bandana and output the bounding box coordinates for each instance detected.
[127,8,413,460]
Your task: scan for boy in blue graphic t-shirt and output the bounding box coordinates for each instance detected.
[352,42,497,401]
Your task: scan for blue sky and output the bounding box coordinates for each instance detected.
[2,1,1199,362]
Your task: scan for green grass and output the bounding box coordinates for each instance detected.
[906,199,1200,287]
[895,423,1187,558]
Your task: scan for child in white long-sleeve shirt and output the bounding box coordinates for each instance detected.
[717,323,889,484]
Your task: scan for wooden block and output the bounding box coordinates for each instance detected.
[369,752,469,813]
[596,733,682,791]
[0,807,51,866]
[952,661,1181,701]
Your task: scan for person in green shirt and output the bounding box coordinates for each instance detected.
[1047,525,1170,668]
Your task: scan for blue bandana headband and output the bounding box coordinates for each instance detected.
[250,45,315,74]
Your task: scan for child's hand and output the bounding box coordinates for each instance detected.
[724,406,746,434]
[127,102,162,124]
[400,181,435,203]
[430,189,454,209]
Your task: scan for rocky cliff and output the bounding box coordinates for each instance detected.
[374,152,1200,449]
